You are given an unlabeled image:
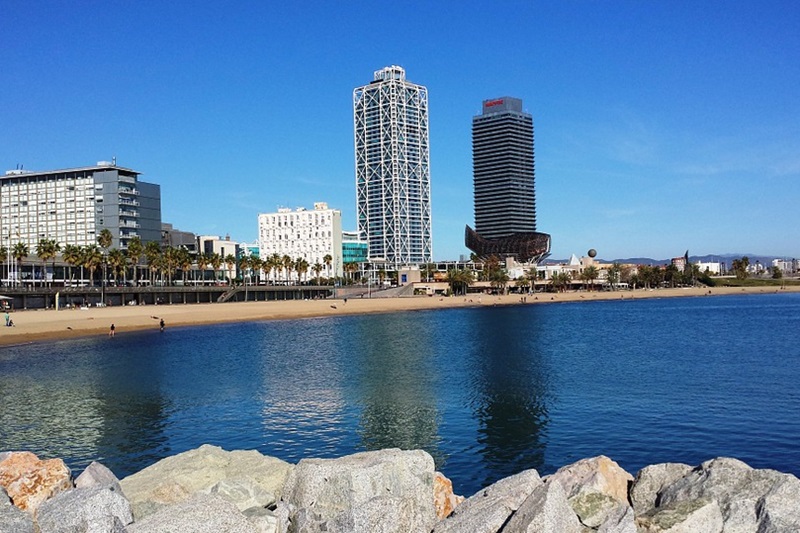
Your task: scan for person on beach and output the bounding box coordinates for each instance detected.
[109,323,115,337]
[4,312,8,327]
[159,318,165,332]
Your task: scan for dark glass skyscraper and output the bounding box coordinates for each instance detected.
[466,97,550,263]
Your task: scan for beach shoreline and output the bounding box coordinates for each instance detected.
[0,285,796,347]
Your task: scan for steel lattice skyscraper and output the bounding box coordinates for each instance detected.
[354,66,432,267]
[466,97,550,262]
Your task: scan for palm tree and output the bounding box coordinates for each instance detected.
[144,241,162,285]
[250,256,263,284]
[81,245,103,287]
[446,268,473,296]
[422,263,436,282]
[282,255,293,284]
[0,246,7,284]
[295,257,309,285]
[177,248,192,284]
[312,262,323,285]
[12,242,29,286]
[323,254,333,279]
[36,238,59,288]
[210,252,222,283]
[239,255,251,284]
[581,265,599,291]
[62,244,81,286]
[126,236,144,286]
[489,268,510,294]
[224,254,236,283]
[344,262,359,284]
[97,228,113,290]
[196,252,210,285]
[268,253,281,284]
[107,249,126,284]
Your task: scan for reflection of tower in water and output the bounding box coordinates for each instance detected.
[351,314,442,464]
[466,307,552,488]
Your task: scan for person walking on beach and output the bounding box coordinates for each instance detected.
[159,318,165,332]
[4,312,8,327]
[109,323,115,337]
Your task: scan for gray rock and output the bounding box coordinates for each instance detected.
[502,479,582,533]
[119,444,292,521]
[282,448,436,533]
[432,469,542,533]
[35,485,133,533]
[127,493,254,533]
[76,461,124,495]
[86,515,127,533]
[272,501,294,533]
[207,477,276,511]
[0,500,34,533]
[753,471,800,533]
[0,453,10,464]
[635,497,723,533]
[0,486,9,506]
[328,496,433,533]
[597,504,636,533]
[242,506,279,533]
[630,463,692,515]
[657,457,797,533]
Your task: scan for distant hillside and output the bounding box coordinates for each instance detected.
[544,253,784,266]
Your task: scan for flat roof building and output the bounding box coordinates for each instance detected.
[0,161,161,250]
[354,66,432,268]
[258,202,343,279]
[466,97,550,263]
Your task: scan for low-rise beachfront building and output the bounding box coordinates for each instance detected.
[695,261,723,275]
[198,235,241,281]
[342,230,368,264]
[258,202,343,280]
[0,161,161,251]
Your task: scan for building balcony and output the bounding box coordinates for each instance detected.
[119,198,140,206]
[118,187,139,195]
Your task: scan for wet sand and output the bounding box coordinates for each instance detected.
[0,286,796,346]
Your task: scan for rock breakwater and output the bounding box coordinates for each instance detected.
[1,445,798,532]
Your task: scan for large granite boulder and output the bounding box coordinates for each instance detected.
[75,461,124,495]
[35,485,133,533]
[0,452,72,513]
[433,469,542,533]
[655,457,800,532]
[127,493,256,533]
[629,463,692,515]
[119,444,292,520]
[597,504,636,533]
[635,497,723,533]
[0,487,34,533]
[281,448,436,533]
[546,455,633,529]
[502,479,583,533]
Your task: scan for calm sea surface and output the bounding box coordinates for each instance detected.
[2,293,799,496]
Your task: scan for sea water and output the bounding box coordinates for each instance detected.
[1,292,799,496]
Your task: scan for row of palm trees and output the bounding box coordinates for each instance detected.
[0,231,366,288]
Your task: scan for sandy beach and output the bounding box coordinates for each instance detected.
[0,285,796,347]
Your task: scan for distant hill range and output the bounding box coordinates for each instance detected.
[543,253,787,266]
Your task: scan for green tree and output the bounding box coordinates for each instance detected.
[280,255,293,283]
[446,268,474,296]
[196,252,210,285]
[515,277,531,293]
[144,241,162,284]
[224,254,236,283]
[771,266,783,279]
[107,249,126,284]
[126,236,144,285]
[12,242,29,286]
[295,257,309,284]
[489,268,510,294]
[606,263,621,290]
[81,245,103,287]
[210,252,223,283]
[62,244,81,286]
[732,257,750,280]
[0,246,7,284]
[323,254,333,279]
[581,265,599,291]
[312,262,323,284]
[36,238,60,288]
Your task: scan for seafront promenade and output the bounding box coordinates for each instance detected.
[0,286,796,346]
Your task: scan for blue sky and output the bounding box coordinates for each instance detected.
[2,1,798,260]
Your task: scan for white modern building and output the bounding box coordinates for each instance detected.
[353,65,432,268]
[695,261,723,275]
[0,161,161,250]
[257,202,343,279]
